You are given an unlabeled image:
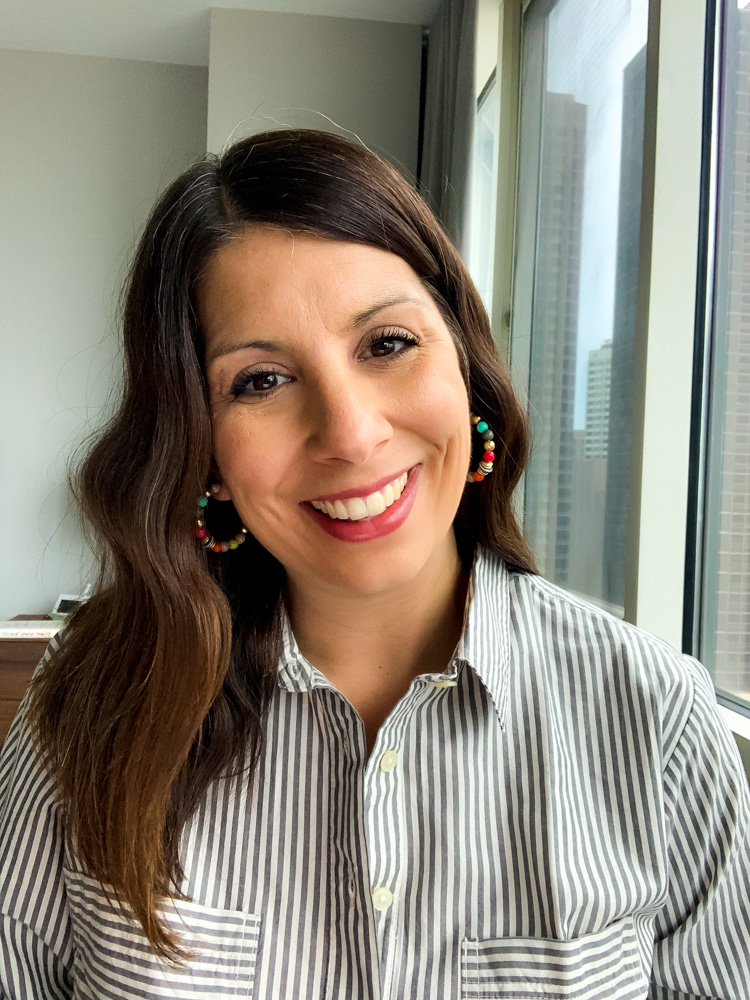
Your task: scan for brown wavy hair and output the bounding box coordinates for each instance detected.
[26,128,537,963]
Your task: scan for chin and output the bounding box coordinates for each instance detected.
[314,532,444,595]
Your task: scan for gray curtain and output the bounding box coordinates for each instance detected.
[420,0,478,256]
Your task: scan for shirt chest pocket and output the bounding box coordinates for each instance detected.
[63,868,261,999]
[461,914,644,999]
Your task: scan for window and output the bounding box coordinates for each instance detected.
[468,72,500,312]
[467,0,502,314]
[511,0,648,615]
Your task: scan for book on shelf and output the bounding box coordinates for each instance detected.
[0,620,63,639]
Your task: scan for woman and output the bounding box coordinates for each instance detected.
[0,129,748,1000]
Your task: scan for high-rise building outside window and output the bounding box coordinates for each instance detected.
[699,0,750,710]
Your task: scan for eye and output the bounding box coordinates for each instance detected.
[230,369,291,399]
[360,329,419,360]
[227,329,419,401]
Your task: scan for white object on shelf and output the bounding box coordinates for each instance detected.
[0,620,63,639]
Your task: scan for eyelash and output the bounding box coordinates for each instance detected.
[228,329,420,400]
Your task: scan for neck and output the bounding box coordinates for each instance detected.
[284,533,473,694]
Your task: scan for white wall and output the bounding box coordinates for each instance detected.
[1,11,423,621]
[208,8,422,176]
[0,49,207,619]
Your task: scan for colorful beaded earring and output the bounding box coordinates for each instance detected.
[466,414,495,483]
[195,483,249,553]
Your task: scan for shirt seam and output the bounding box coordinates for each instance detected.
[660,659,697,778]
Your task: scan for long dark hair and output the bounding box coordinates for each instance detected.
[27,129,536,962]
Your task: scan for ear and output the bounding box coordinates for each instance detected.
[212,483,233,502]
[208,461,233,502]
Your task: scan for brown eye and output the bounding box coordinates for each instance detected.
[361,330,419,360]
[231,370,291,399]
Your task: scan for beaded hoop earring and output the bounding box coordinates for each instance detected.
[195,411,495,553]
[466,414,495,483]
[194,484,249,553]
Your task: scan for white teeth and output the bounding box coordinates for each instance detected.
[333,500,349,520]
[346,497,368,521]
[365,492,387,516]
[311,470,411,521]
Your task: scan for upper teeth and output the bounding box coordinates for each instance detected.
[311,472,409,520]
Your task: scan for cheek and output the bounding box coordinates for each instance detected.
[406,356,470,454]
[212,418,280,501]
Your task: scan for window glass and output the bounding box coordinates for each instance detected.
[701,0,750,708]
[511,0,648,614]
[468,74,500,313]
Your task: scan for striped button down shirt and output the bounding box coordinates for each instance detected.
[1,545,749,999]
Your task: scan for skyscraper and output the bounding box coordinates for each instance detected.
[602,45,647,613]
[585,339,612,460]
[523,90,586,585]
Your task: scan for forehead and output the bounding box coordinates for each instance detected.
[196,227,425,337]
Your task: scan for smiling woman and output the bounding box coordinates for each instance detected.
[0,129,748,1000]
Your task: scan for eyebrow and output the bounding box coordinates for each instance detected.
[204,293,426,365]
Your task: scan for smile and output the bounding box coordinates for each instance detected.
[310,471,409,521]
[301,465,422,543]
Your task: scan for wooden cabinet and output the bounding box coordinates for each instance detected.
[0,616,53,747]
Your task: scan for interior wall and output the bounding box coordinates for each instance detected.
[0,48,207,619]
[207,8,422,176]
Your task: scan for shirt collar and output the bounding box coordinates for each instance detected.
[276,544,510,731]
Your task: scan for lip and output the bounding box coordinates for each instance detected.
[305,464,415,503]
[301,464,422,543]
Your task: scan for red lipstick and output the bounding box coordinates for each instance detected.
[307,464,414,504]
[301,464,421,543]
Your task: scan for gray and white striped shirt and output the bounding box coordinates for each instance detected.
[1,545,749,998]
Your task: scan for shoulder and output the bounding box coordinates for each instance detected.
[504,562,699,757]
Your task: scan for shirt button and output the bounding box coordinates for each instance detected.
[371,886,393,911]
[379,749,399,772]
[433,679,458,688]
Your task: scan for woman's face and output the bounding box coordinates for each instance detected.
[198,226,472,596]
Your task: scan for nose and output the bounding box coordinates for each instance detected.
[303,371,393,467]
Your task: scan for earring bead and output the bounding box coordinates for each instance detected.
[467,413,496,485]
[195,485,250,554]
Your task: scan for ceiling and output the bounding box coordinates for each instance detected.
[0,0,440,67]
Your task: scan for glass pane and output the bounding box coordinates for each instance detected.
[468,75,500,313]
[512,0,648,615]
[701,0,750,707]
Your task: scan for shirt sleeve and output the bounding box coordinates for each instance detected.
[650,654,750,1000]
[0,635,74,999]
